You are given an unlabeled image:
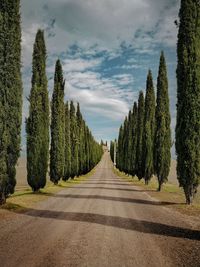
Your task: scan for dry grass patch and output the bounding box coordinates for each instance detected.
[1,168,95,212]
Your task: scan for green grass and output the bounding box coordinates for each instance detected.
[113,167,200,217]
[1,168,96,212]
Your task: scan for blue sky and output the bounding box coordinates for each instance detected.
[21,0,180,155]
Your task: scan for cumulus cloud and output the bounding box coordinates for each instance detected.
[21,0,180,64]
[20,0,179,145]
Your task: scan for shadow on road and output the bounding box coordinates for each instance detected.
[70,186,144,192]
[82,182,134,186]
[48,193,176,206]
[23,209,200,241]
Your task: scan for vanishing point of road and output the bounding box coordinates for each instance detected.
[0,152,200,267]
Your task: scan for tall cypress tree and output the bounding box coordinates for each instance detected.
[123,117,129,174]
[70,101,79,178]
[155,52,171,191]
[110,141,114,163]
[127,110,133,174]
[50,60,65,184]
[26,30,49,192]
[131,102,138,176]
[76,103,84,176]
[176,0,200,204]
[136,91,145,180]
[142,70,155,185]
[116,125,124,171]
[63,102,71,181]
[0,0,22,203]
[84,124,90,174]
[81,120,87,174]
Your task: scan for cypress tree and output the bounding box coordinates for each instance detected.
[127,110,133,174]
[63,102,71,181]
[110,141,114,162]
[123,117,129,174]
[50,60,65,184]
[84,125,90,174]
[81,120,87,174]
[70,101,79,178]
[131,102,138,176]
[116,125,124,171]
[76,103,84,176]
[0,0,22,203]
[155,52,171,191]
[142,70,156,185]
[26,30,49,192]
[136,91,145,180]
[176,0,200,204]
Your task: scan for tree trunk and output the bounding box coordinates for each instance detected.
[184,185,197,205]
[0,192,6,205]
[145,179,149,185]
[157,180,162,192]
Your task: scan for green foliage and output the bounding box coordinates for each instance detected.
[131,102,138,176]
[136,91,145,180]
[155,52,171,191]
[76,103,85,176]
[127,111,133,174]
[116,103,138,177]
[122,117,129,173]
[70,101,79,178]
[63,102,71,181]
[26,30,49,192]
[0,0,22,203]
[116,80,153,182]
[110,141,115,163]
[50,60,65,184]
[116,126,123,171]
[176,0,200,204]
[142,70,155,184]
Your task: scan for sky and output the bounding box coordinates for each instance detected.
[21,0,180,155]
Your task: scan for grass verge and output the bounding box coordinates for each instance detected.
[113,167,200,218]
[1,167,96,213]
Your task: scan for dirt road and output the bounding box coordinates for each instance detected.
[0,152,200,267]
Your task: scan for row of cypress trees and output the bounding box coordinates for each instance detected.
[26,30,103,192]
[114,52,171,191]
[0,1,23,204]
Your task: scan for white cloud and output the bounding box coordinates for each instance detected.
[21,0,180,66]
[67,84,130,121]
[112,74,134,86]
[62,58,102,73]
[20,0,179,143]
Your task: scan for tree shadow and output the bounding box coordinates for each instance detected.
[23,209,200,241]
[89,180,123,182]
[49,193,177,206]
[71,186,141,193]
[83,182,132,186]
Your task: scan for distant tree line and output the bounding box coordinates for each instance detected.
[111,52,172,192]
[27,30,103,191]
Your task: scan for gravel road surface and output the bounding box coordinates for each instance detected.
[0,152,200,267]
